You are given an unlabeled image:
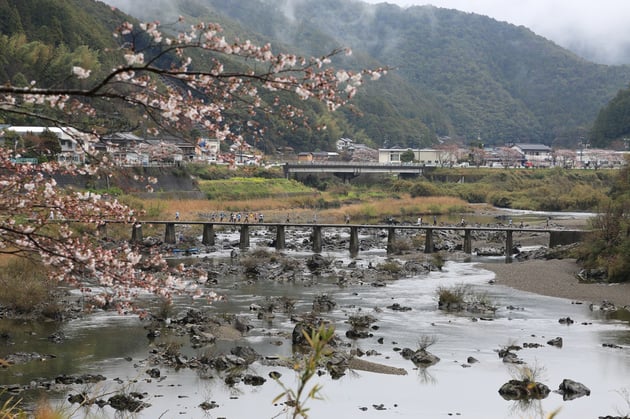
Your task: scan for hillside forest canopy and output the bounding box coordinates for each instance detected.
[4,0,630,150]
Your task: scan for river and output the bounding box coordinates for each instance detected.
[1,243,629,419]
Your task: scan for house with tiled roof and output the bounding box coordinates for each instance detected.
[511,143,553,167]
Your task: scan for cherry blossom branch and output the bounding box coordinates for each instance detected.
[0,17,386,309]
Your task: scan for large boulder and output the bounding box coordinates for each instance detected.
[292,316,334,347]
[306,254,331,273]
[557,378,591,400]
[400,348,440,367]
[313,294,336,312]
[498,379,550,400]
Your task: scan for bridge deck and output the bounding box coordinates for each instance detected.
[283,162,431,175]
[122,220,586,234]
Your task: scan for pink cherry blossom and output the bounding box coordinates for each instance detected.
[0,17,387,309]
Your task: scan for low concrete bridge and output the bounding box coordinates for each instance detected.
[283,162,433,181]
[102,221,588,261]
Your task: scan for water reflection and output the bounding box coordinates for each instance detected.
[507,399,548,419]
[1,259,629,418]
[414,366,437,385]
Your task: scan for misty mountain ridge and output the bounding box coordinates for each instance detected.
[103,0,630,148]
[3,0,630,150]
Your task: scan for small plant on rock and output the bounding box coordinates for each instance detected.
[499,362,551,402]
[273,324,335,418]
[417,335,438,351]
[387,238,412,255]
[436,284,468,309]
[436,284,496,313]
[376,259,403,274]
[431,253,445,270]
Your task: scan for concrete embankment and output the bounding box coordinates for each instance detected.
[54,166,203,198]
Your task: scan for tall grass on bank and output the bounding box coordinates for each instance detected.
[0,258,59,315]
[135,194,470,225]
[126,166,616,223]
[342,196,469,223]
[198,178,314,200]
[428,167,613,212]
[138,197,322,220]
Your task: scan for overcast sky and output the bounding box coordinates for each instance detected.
[361,0,630,64]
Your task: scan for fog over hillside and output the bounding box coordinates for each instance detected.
[361,0,630,65]
[105,0,630,64]
[97,0,630,147]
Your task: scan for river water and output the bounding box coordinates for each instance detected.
[1,247,629,418]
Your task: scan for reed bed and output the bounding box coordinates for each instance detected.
[136,195,470,224]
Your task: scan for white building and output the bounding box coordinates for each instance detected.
[378,148,451,165]
[511,143,552,167]
[336,137,354,151]
[197,137,221,162]
[7,126,86,164]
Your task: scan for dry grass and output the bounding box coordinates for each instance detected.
[0,391,70,419]
[336,196,469,223]
[135,195,470,224]
[138,197,319,220]
[0,257,58,314]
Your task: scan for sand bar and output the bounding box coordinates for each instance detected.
[477,259,630,307]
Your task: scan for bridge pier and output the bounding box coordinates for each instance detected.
[165,223,176,244]
[202,223,215,245]
[387,227,396,254]
[97,221,107,238]
[505,230,513,262]
[334,172,358,183]
[463,229,472,254]
[275,225,286,250]
[131,222,143,244]
[424,228,434,253]
[349,226,359,257]
[240,224,250,250]
[312,226,322,253]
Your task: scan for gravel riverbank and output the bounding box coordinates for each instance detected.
[478,258,630,307]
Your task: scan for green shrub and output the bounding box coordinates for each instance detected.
[607,253,630,282]
[409,182,440,197]
[488,192,512,208]
[436,284,468,306]
[357,204,378,220]
[452,184,489,203]
[145,201,165,218]
[432,253,445,270]
[446,204,467,214]
[377,259,403,273]
[387,238,412,254]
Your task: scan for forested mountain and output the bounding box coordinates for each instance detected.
[590,86,630,149]
[102,0,630,148]
[0,0,121,49]
[3,0,630,151]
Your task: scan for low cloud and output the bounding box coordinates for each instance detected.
[363,0,630,64]
[104,0,630,64]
